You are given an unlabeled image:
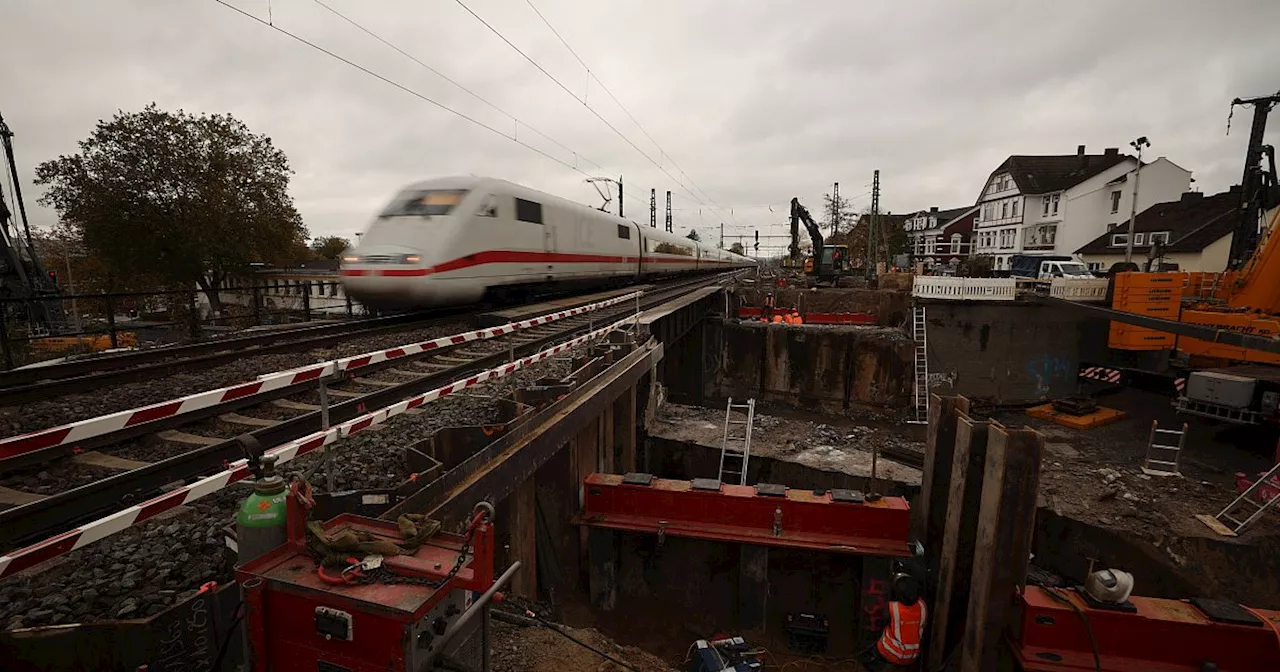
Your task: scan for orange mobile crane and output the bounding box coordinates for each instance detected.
[1060,92,1280,426]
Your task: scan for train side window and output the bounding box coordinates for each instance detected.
[617,225,631,240]
[516,198,543,224]
[477,195,498,218]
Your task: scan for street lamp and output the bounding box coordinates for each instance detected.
[1124,136,1151,264]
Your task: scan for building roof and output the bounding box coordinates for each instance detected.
[989,151,1135,196]
[905,206,974,233]
[941,208,978,236]
[1075,188,1240,255]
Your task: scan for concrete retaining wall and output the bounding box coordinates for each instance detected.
[705,321,913,415]
[923,301,1110,404]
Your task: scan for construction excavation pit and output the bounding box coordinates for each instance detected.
[3,271,1280,671]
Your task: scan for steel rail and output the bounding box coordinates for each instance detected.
[0,309,461,405]
[0,274,727,551]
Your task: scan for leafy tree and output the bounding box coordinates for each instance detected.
[685,229,701,242]
[311,236,352,260]
[729,242,745,255]
[35,104,307,310]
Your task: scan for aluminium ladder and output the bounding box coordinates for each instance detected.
[718,398,756,486]
[1142,421,1187,476]
[1200,460,1280,536]
[909,305,929,424]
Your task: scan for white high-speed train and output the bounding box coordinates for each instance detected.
[339,176,755,308]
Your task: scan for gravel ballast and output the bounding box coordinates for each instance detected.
[0,354,575,628]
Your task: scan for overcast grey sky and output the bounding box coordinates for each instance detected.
[3,0,1278,252]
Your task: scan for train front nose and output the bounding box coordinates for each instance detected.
[339,245,435,308]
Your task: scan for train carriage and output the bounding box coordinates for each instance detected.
[340,176,753,308]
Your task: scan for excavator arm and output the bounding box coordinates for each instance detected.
[789,198,824,262]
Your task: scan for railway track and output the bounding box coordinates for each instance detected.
[0,309,465,406]
[0,275,723,558]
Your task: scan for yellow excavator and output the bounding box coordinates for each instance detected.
[790,198,849,283]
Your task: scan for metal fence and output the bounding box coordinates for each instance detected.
[1,280,366,369]
[911,276,1110,303]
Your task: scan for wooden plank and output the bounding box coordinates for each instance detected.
[738,546,769,629]
[509,476,538,599]
[916,395,968,550]
[0,486,45,506]
[157,430,224,446]
[960,425,1043,672]
[71,451,150,470]
[928,415,989,671]
[324,388,363,398]
[351,378,402,388]
[1195,513,1238,537]
[219,413,278,428]
[615,386,637,472]
[273,399,320,411]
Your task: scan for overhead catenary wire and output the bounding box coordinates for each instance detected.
[307,0,604,173]
[212,0,594,178]
[522,0,723,211]
[450,0,728,219]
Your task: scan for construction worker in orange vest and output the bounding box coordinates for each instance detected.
[861,574,927,670]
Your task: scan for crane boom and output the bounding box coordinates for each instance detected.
[1227,91,1280,270]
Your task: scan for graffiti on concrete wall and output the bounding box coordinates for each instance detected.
[926,370,956,388]
[1026,354,1073,397]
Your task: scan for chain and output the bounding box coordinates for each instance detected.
[355,515,483,589]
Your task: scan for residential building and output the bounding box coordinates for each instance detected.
[903,205,978,268]
[972,145,1191,270]
[1075,187,1244,272]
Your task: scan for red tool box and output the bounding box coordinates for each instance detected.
[235,489,508,672]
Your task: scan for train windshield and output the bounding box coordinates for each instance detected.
[379,189,469,218]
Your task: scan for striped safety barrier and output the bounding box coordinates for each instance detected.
[1079,366,1122,384]
[0,291,641,464]
[0,315,637,580]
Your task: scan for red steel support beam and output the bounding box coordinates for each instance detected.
[1011,586,1280,671]
[577,473,911,557]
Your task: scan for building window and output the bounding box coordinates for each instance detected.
[1149,231,1170,245]
[1110,190,1122,214]
[1012,200,1018,217]
[1111,233,1129,247]
[1025,224,1057,249]
[999,229,1015,249]
[1051,194,1060,215]
[1043,196,1051,216]
[951,233,962,254]
[1088,262,1103,271]
[1001,201,1008,219]
[515,198,543,224]
[1134,233,1146,246]
[617,224,631,240]
[925,237,936,255]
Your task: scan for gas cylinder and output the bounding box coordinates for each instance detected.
[236,453,288,564]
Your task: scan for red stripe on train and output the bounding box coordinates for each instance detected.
[340,250,730,278]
